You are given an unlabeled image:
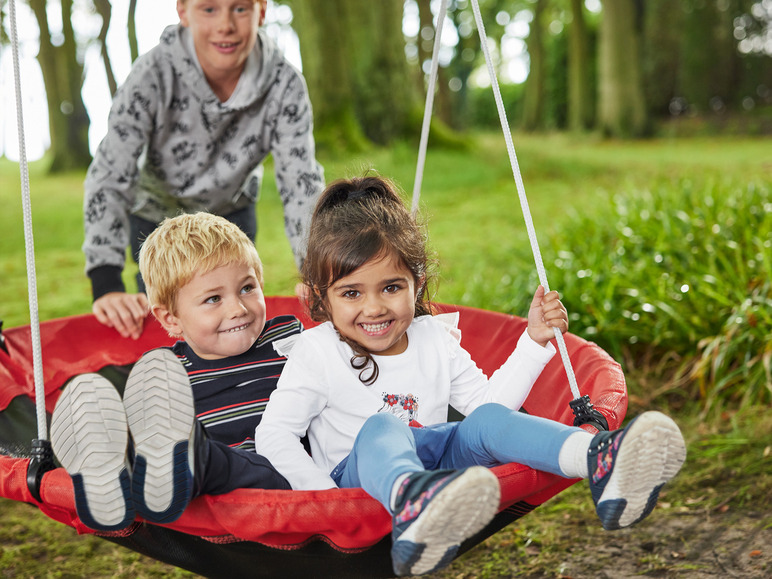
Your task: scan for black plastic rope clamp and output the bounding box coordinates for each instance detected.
[570,395,609,431]
[27,438,56,502]
[0,320,7,354]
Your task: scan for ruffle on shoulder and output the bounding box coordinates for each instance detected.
[273,334,300,357]
[431,312,462,343]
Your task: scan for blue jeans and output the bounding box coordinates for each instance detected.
[330,403,579,512]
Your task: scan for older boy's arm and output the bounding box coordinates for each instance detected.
[271,70,325,269]
[84,61,158,337]
[84,125,149,337]
[83,77,155,293]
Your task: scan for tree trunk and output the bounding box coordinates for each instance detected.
[522,0,548,131]
[93,0,118,96]
[347,0,417,144]
[128,0,139,62]
[597,0,648,137]
[568,0,593,131]
[680,0,742,113]
[289,0,366,150]
[29,0,92,172]
[641,0,681,116]
[290,0,417,148]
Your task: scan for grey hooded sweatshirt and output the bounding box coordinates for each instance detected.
[83,25,324,299]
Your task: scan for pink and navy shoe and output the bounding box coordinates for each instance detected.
[588,410,686,530]
[390,466,500,576]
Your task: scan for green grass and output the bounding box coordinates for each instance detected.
[5,133,771,329]
[431,403,772,579]
[1,132,771,577]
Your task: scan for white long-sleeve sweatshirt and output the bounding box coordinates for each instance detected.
[256,314,555,490]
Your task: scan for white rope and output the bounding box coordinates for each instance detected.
[468,0,581,400]
[411,0,449,217]
[8,0,49,440]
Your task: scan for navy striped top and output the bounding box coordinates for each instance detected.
[170,315,303,452]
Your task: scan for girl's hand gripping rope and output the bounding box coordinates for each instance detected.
[526,285,568,348]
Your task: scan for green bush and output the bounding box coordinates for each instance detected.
[546,178,771,411]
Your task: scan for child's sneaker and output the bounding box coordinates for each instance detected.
[588,410,686,530]
[390,466,500,576]
[124,348,196,524]
[50,374,134,531]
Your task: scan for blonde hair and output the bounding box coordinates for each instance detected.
[139,212,263,315]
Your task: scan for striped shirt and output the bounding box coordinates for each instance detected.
[170,315,303,452]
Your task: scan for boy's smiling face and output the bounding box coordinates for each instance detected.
[177,0,266,96]
[154,261,266,359]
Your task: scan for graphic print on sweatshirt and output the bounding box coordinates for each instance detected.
[380,392,421,427]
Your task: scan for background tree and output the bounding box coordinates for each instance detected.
[93,0,117,96]
[597,0,648,137]
[289,0,418,149]
[521,0,547,130]
[28,0,92,171]
[641,0,681,116]
[415,0,455,125]
[4,0,771,164]
[567,0,593,130]
[681,0,731,112]
[128,0,138,62]
[442,2,484,130]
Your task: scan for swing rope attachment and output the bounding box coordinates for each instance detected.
[569,395,609,431]
[26,439,56,502]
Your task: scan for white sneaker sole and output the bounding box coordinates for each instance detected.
[392,466,501,576]
[50,374,133,530]
[124,349,195,523]
[597,410,686,529]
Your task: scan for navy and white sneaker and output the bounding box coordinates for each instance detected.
[588,410,686,530]
[50,373,134,531]
[390,466,500,576]
[124,348,196,524]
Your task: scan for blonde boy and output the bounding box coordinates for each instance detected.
[52,213,300,532]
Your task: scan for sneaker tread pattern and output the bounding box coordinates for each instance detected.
[124,349,195,522]
[50,374,133,530]
[596,411,686,530]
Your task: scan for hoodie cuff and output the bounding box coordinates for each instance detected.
[89,266,126,301]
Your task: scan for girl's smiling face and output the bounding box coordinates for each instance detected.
[326,252,418,357]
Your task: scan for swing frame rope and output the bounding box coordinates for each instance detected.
[411,0,607,429]
[7,0,56,500]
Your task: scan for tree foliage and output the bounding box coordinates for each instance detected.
[2,0,770,164]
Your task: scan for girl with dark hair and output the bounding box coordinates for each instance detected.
[257,175,686,577]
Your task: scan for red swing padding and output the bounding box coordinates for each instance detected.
[0,296,627,553]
